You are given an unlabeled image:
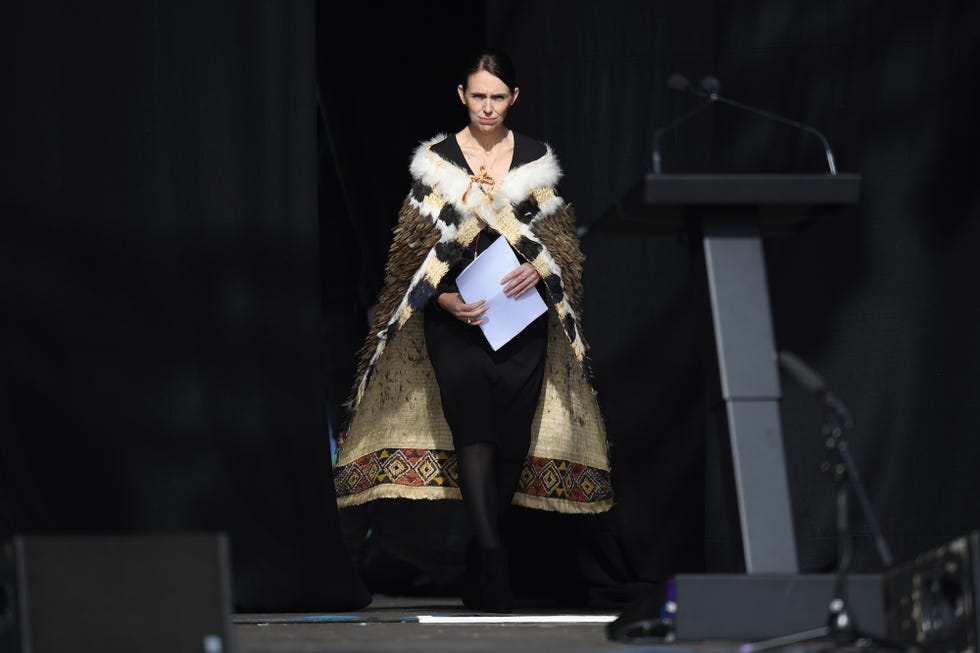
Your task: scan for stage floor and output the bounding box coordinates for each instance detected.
[233,595,711,653]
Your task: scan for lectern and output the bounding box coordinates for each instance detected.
[616,172,861,573]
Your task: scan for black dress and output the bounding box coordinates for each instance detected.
[423,132,549,463]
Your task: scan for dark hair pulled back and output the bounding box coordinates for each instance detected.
[462,49,517,93]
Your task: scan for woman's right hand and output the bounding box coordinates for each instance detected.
[437,292,488,326]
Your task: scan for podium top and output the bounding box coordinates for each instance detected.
[645,173,861,205]
[588,173,862,236]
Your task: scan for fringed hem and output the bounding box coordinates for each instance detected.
[335,484,461,508]
[335,485,613,515]
[513,493,614,514]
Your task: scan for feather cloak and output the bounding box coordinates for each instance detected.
[333,134,612,513]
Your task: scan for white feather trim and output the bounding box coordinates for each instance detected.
[494,145,562,208]
[409,133,563,214]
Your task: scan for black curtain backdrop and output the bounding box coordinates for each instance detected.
[1,1,369,611]
[487,0,980,580]
[4,0,980,614]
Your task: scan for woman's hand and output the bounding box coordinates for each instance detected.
[501,262,541,298]
[438,292,488,326]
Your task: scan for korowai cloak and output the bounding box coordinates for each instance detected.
[332,133,612,514]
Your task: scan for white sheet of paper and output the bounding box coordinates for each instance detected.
[455,235,548,351]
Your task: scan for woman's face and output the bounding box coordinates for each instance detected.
[458,69,519,133]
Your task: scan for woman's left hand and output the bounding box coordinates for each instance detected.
[501,262,541,298]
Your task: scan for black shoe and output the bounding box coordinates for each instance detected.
[479,547,513,613]
[461,538,482,610]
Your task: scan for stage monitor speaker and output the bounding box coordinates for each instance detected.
[0,533,235,653]
[885,531,980,653]
[673,573,886,641]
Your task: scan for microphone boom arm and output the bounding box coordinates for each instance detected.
[709,93,838,175]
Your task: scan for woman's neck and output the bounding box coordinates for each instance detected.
[465,125,510,152]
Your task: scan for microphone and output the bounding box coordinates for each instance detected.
[653,74,839,175]
[777,350,826,394]
[700,75,721,96]
[777,349,892,568]
[778,349,853,429]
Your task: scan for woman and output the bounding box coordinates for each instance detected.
[333,50,611,612]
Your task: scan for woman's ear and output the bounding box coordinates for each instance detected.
[510,87,520,106]
[457,84,466,104]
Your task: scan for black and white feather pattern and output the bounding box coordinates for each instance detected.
[353,134,587,405]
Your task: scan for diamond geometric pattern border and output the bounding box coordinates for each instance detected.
[518,455,612,503]
[335,448,459,496]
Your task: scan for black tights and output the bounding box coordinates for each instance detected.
[456,442,525,549]
[424,306,547,551]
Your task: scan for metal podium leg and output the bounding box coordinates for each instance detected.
[702,215,798,573]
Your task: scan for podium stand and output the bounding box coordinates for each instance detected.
[606,172,864,643]
[607,173,861,573]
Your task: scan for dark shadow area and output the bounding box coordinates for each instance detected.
[1,0,369,611]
